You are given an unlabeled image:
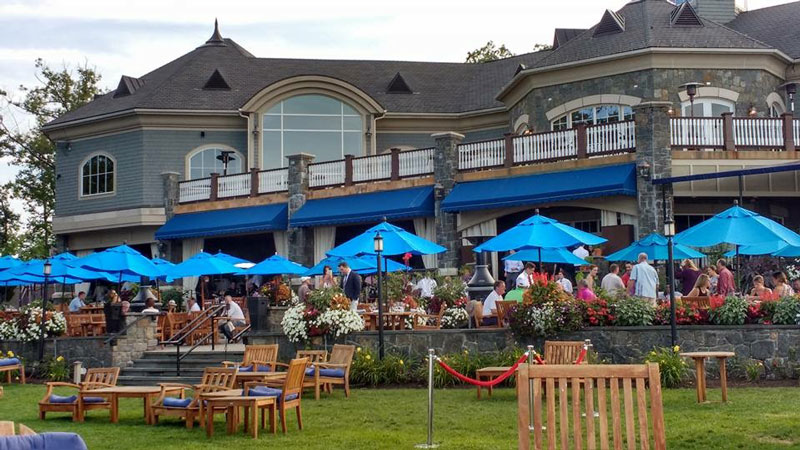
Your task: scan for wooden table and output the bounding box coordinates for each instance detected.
[475,366,512,399]
[680,351,735,403]
[361,312,413,331]
[92,386,183,424]
[204,396,276,439]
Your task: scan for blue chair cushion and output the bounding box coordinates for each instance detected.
[238,365,271,373]
[49,394,77,404]
[304,366,316,376]
[82,397,106,404]
[319,368,345,378]
[247,387,298,402]
[0,358,20,367]
[163,397,192,408]
[0,432,88,450]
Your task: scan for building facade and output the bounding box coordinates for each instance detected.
[44,0,800,276]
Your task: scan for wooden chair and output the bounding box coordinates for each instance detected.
[682,296,711,309]
[222,344,278,372]
[0,422,35,436]
[414,309,445,330]
[244,357,308,434]
[0,357,25,385]
[496,300,516,327]
[151,367,238,428]
[517,363,666,450]
[474,302,501,329]
[39,367,120,422]
[544,340,589,365]
[306,344,355,400]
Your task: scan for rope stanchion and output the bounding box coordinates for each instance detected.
[574,339,591,365]
[415,349,439,449]
[436,352,530,387]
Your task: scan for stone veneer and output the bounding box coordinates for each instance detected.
[109,314,160,368]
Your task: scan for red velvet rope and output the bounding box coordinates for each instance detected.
[574,347,588,365]
[437,353,530,387]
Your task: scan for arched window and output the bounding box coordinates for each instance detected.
[680,98,734,117]
[551,104,634,130]
[187,146,243,180]
[81,154,115,197]
[261,94,363,169]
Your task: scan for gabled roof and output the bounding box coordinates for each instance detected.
[113,75,144,98]
[669,2,703,27]
[203,69,231,90]
[386,72,413,94]
[593,9,626,36]
[552,28,587,49]
[727,1,800,59]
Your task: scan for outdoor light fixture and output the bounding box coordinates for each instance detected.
[39,258,52,361]
[680,82,702,116]
[373,233,384,253]
[783,82,797,112]
[637,161,652,180]
[664,219,678,347]
[663,220,675,238]
[43,259,52,276]
[374,231,385,359]
[216,150,236,176]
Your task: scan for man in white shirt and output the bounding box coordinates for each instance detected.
[187,297,201,312]
[219,295,246,342]
[600,264,626,294]
[480,281,505,326]
[572,245,590,265]
[515,263,536,289]
[415,272,437,299]
[69,292,86,312]
[628,253,659,304]
[504,250,524,290]
[555,270,573,294]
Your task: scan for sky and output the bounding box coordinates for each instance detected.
[0,0,794,216]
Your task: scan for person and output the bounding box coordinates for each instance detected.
[167,300,177,313]
[749,275,772,299]
[716,259,735,297]
[187,297,201,312]
[321,265,336,289]
[415,272,437,299]
[576,279,597,301]
[555,269,573,294]
[218,295,246,342]
[480,281,505,326]
[572,245,589,263]
[675,259,702,296]
[628,253,659,304]
[93,285,108,304]
[121,301,131,315]
[620,263,632,285]
[298,277,313,303]
[515,263,536,289]
[504,250,524,291]
[107,290,120,304]
[584,265,599,291]
[773,271,795,297]
[792,279,800,295]
[339,262,362,311]
[141,298,159,314]
[460,266,473,284]
[705,266,719,294]
[600,264,625,294]
[69,291,87,312]
[687,274,712,297]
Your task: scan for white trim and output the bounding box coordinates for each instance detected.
[78,152,116,199]
[53,207,166,234]
[184,144,245,180]
[677,87,739,103]
[766,92,786,115]
[513,114,530,133]
[679,97,735,116]
[545,95,642,121]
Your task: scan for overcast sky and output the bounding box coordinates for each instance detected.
[0,0,794,215]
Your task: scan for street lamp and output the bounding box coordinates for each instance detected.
[664,220,677,347]
[374,232,385,360]
[39,259,52,361]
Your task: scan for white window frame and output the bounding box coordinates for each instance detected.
[184,144,244,180]
[79,152,116,198]
[550,104,634,130]
[680,98,735,117]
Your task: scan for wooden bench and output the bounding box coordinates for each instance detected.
[544,340,589,365]
[517,363,666,450]
[682,296,711,309]
[0,359,25,385]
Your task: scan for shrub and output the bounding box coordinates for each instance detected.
[771,296,800,325]
[709,296,748,325]
[744,359,764,382]
[45,355,70,381]
[613,296,655,326]
[350,348,415,386]
[160,288,184,310]
[643,346,688,388]
[431,278,467,311]
[584,294,615,326]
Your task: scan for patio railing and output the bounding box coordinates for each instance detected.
[178,178,212,203]
[178,168,289,203]
[670,113,796,151]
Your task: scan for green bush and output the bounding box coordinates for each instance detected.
[160,288,184,310]
[643,346,688,388]
[613,296,655,326]
[771,296,800,325]
[709,296,748,325]
[350,348,416,387]
[45,355,70,381]
[744,359,764,382]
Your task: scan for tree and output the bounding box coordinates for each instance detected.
[533,43,553,52]
[0,185,20,256]
[465,41,515,63]
[0,59,103,258]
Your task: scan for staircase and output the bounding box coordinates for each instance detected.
[118,346,244,386]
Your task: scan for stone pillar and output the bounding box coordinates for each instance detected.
[633,102,673,238]
[432,132,463,270]
[160,171,180,261]
[110,314,159,367]
[287,153,315,267]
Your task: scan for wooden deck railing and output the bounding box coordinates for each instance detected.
[216,173,250,199]
[178,168,289,203]
[178,178,212,203]
[670,113,796,151]
[308,160,345,188]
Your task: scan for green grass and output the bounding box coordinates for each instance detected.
[1,384,799,449]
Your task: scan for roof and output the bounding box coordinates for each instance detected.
[727,1,800,59]
[552,28,587,48]
[154,203,288,239]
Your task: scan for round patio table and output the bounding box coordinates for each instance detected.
[680,351,735,403]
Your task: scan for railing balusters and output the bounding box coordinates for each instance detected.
[216,173,251,198]
[309,160,345,188]
[457,138,505,170]
[257,168,288,194]
[398,147,435,177]
[178,178,212,203]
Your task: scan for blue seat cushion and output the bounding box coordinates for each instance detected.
[0,432,88,450]
[304,366,316,376]
[49,394,77,404]
[238,365,271,373]
[319,368,345,378]
[163,397,192,408]
[247,387,298,402]
[82,396,106,404]
[0,358,20,367]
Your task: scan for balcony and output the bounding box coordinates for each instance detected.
[178,168,288,203]
[670,113,799,151]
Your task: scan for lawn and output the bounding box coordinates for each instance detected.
[1,384,799,449]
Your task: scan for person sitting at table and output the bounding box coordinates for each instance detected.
[576,279,597,301]
[298,277,313,303]
[687,274,712,297]
[219,295,246,343]
[515,263,536,289]
[773,271,795,297]
[107,290,120,303]
[167,300,177,313]
[141,298,160,314]
[186,297,201,312]
[69,291,86,312]
[480,281,505,326]
[704,266,719,294]
[749,275,773,300]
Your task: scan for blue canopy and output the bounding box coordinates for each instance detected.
[75,245,161,279]
[0,255,21,271]
[674,205,800,248]
[327,220,446,257]
[773,245,800,258]
[245,254,308,276]
[303,255,408,276]
[723,241,788,257]
[155,204,288,240]
[503,248,589,266]
[290,186,434,227]
[151,258,176,281]
[605,233,706,262]
[213,251,251,267]
[166,252,243,280]
[441,163,636,212]
[1,253,112,284]
[474,212,607,253]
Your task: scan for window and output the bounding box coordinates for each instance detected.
[769,103,785,118]
[551,105,634,130]
[675,214,713,232]
[188,147,243,180]
[81,154,115,197]
[569,220,600,234]
[261,94,363,169]
[680,98,734,117]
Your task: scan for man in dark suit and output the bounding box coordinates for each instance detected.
[338,262,362,310]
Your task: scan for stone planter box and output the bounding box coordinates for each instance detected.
[246,297,288,333]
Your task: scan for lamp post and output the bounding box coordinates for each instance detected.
[374,232,385,360]
[39,259,52,361]
[216,150,236,176]
[664,219,677,347]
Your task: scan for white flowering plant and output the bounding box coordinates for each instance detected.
[316,309,365,338]
[441,307,469,329]
[0,307,67,342]
[281,287,364,343]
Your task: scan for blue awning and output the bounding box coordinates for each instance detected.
[155,204,288,240]
[653,161,800,185]
[441,163,636,212]
[291,186,434,227]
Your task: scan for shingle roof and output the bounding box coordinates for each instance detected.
[727,1,800,59]
[552,28,587,49]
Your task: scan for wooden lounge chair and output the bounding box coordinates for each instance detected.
[151,367,238,428]
[244,357,308,433]
[517,363,666,450]
[473,302,501,328]
[414,309,445,330]
[39,367,120,422]
[0,421,35,436]
[0,357,25,385]
[682,296,711,309]
[306,344,355,400]
[543,340,589,365]
[495,300,516,327]
[222,344,278,372]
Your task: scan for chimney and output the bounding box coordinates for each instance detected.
[686,0,739,23]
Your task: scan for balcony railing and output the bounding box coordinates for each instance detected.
[458,138,505,170]
[352,153,391,182]
[178,168,288,203]
[217,173,250,199]
[178,178,212,203]
[587,121,636,156]
[398,147,434,177]
[258,168,288,194]
[513,129,577,164]
[670,113,797,151]
[309,160,345,188]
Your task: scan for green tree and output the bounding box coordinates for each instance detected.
[533,43,553,52]
[0,185,20,255]
[0,59,103,258]
[465,41,515,63]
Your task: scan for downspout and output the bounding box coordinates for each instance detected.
[238,109,256,169]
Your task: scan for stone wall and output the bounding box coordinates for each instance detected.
[0,337,112,369]
[110,314,159,367]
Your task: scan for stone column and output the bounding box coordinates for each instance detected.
[432,132,463,270]
[633,102,673,238]
[159,171,180,261]
[287,153,315,267]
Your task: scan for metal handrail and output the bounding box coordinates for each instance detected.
[103,314,153,346]
[160,304,226,376]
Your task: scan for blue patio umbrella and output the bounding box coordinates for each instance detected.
[723,241,788,257]
[772,244,800,258]
[3,254,111,283]
[473,211,607,253]
[76,245,161,279]
[165,252,243,281]
[245,254,308,276]
[503,247,589,266]
[674,204,800,248]
[151,258,176,281]
[303,255,407,276]
[354,257,408,275]
[605,234,706,262]
[327,220,446,257]
[214,251,252,267]
[0,255,21,271]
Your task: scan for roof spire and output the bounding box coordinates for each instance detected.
[205,18,225,46]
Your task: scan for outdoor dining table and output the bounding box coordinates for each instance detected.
[91,386,184,424]
[361,311,413,331]
[680,351,736,403]
[204,395,277,438]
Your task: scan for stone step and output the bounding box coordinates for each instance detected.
[117,375,202,386]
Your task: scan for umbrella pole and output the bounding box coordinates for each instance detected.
[538,248,542,273]
[735,245,741,292]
